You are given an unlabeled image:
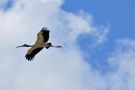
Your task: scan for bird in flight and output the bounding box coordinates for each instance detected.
[16,27,62,61]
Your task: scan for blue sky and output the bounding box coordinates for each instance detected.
[62,0,135,38]
[0,0,14,11]
[0,0,135,90]
[62,0,135,72]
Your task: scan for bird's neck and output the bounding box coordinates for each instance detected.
[24,44,32,47]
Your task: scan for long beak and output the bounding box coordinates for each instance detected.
[16,45,23,48]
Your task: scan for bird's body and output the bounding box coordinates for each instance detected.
[17,27,62,61]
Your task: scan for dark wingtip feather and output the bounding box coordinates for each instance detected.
[25,48,43,61]
[41,27,50,32]
[41,28,50,43]
[25,54,34,61]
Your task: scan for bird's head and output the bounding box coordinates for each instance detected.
[16,44,31,48]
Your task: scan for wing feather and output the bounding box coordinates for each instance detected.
[42,30,49,43]
[25,46,43,61]
[35,31,44,44]
[35,29,49,44]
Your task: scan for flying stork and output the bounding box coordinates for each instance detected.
[16,27,62,61]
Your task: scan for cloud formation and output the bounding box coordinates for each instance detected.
[0,0,135,90]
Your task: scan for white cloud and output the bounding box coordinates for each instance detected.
[0,0,108,90]
[57,10,109,45]
[106,39,135,90]
[0,0,135,90]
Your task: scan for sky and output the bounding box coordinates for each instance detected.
[0,0,135,90]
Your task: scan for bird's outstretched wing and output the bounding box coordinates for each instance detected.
[35,27,49,44]
[25,46,43,61]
